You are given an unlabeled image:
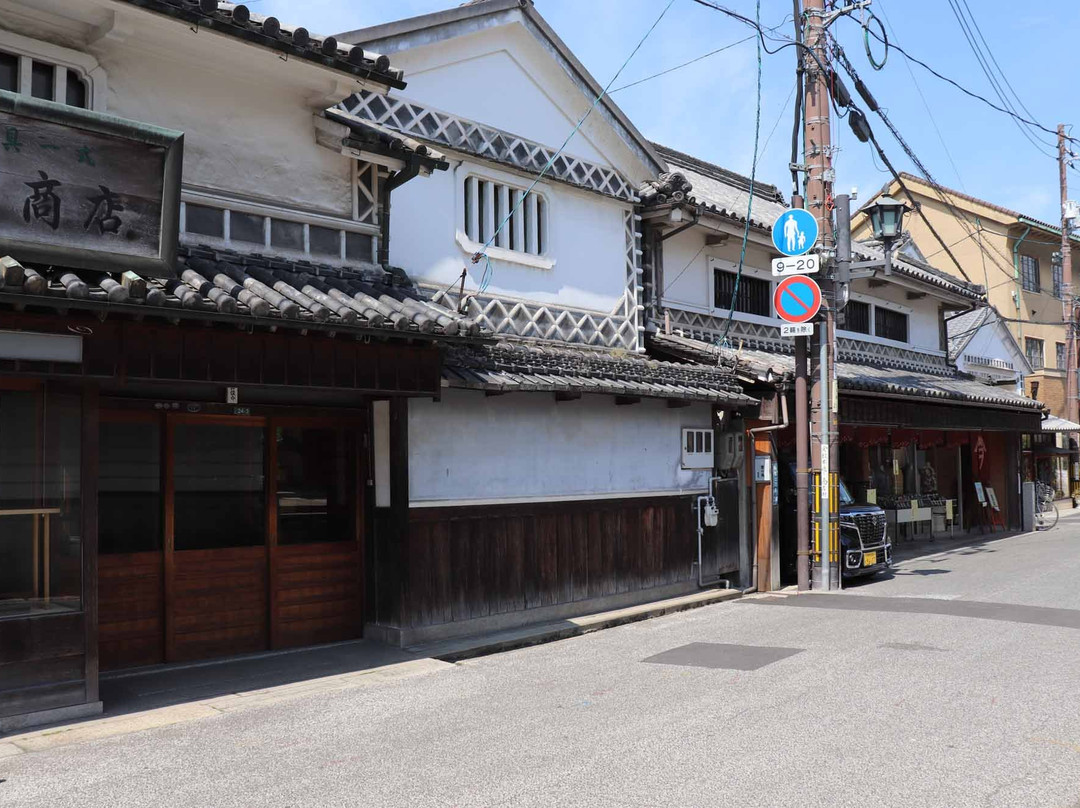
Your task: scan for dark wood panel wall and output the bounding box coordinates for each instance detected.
[841,395,1042,432]
[0,312,442,396]
[368,399,411,628]
[402,495,698,629]
[0,614,86,719]
[99,552,164,670]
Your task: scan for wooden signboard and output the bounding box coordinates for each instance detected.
[0,91,182,277]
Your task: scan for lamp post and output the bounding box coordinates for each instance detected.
[843,195,911,284]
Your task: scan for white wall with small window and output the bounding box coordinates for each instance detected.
[388,157,632,313]
[179,190,377,264]
[0,30,106,110]
[408,391,714,505]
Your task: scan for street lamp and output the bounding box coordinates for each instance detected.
[865,195,911,273]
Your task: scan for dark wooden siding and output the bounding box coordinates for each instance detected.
[99,551,164,670]
[170,547,267,662]
[404,495,700,629]
[0,613,86,718]
[273,542,362,649]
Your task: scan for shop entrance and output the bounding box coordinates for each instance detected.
[99,410,366,670]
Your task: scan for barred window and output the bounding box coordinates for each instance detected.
[1026,337,1044,370]
[0,49,88,108]
[843,300,871,334]
[875,307,909,343]
[714,269,771,316]
[1020,254,1040,293]
[463,176,546,256]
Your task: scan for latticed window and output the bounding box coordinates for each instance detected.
[463,176,546,256]
[0,49,88,108]
[875,307,909,342]
[1020,254,1040,293]
[1026,337,1045,370]
[714,269,771,316]
[843,300,871,334]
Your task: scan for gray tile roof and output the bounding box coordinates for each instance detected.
[946,305,993,359]
[648,143,790,231]
[116,0,404,89]
[649,333,1043,411]
[0,245,483,340]
[855,238,986,301]
[443,340,757,407]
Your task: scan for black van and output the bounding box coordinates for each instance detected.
[779,461,892,583]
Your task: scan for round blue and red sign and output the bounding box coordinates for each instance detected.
[774,275,822,324]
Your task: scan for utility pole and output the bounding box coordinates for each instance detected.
[1059,124,1078,497]
[802,0,838,590]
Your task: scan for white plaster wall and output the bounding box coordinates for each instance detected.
[90,24,353,215]
[660,227,774,314]
[847,279,942,353]
[408,391,712,504]
[390,158,630,312]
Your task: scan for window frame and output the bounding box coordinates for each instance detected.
[0,30,106,111]
[1025,337,1045,370]
[1057,342,1067,371]
[1020,254,1040,293]
[454,163,555,271]
[179,190,379,264]
[681,428,714,470]
[707,258,777,326]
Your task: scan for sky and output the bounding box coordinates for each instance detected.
[257,0,1076,225]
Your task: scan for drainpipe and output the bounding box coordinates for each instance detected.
[377,155,422,266]
[1012,224,1032,343]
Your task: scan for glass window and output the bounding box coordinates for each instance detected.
[230,211,265,245]
[309,225,341,258]
[65,71,87,108]
[345,231,373,262]
[184,204,225,239]
[1057,342,1067,370]
[0,52,17,92]
[173,424,264,551]
[714,269,771,316]
[271,219,304,252]
[30,60,52,100]
[875,307,909,342]
[1053,260,1064,299]
[1020,254,1040,293]
[843,300,871,334]
[1026,337,1045,370]
[99,420,161,554]
[0,387,82,618]
[276,427,352,545]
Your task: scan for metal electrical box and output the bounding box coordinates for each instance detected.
[754,455,772,483]
[716,431,745,471]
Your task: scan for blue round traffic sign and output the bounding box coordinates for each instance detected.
[774,275,822,324]
[772,208,818,257]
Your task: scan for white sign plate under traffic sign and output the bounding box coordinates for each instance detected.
[771,253,821,277]
[780,323,814,337]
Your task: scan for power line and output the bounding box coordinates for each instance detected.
[609,34,756,93]
[719,0,764,345]
[859,21,1079,148]
[945,0,1056,159]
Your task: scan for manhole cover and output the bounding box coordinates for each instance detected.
[642,642,803,671]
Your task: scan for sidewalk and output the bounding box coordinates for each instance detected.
[0,586,742,758]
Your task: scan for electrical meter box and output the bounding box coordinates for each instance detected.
[703,498,719,527]
[716,431,745,471]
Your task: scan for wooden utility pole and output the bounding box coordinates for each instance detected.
[1059,124,1078,495]
[803,0,838,590]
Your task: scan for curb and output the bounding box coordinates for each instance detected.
[429,587,744,663]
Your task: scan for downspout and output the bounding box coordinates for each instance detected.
[1012,224,1031,344]
[377,156,422,266]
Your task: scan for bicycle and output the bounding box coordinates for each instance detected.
[1035,482,1059,531]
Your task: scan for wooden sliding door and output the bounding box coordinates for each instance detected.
[99,410,366,669]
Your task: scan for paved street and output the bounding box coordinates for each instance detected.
[6,523,1080,807]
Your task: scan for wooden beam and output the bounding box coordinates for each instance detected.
[705,234,730,246]
[615,396,641,406]
[905,291,927,300]
[867,278,888,288]
[82,383,100,704]
[666,399,692,408]
[555,391,581,402]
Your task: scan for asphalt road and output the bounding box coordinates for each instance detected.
[6,522,1080,807]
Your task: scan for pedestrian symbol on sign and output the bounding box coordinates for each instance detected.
[772,208,818,257]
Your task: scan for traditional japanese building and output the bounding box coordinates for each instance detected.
[642,146,1044,588]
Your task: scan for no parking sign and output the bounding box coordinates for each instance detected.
[774,275,821,336]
